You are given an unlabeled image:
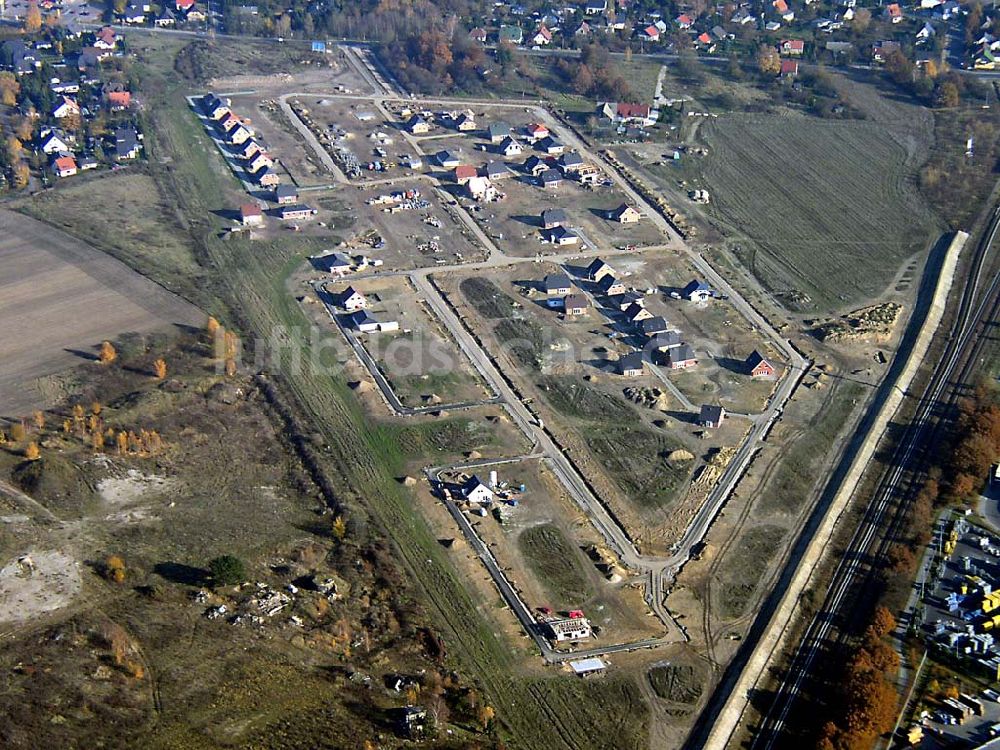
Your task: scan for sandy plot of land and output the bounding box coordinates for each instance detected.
[0,550,81,625]
[0,211,203,415]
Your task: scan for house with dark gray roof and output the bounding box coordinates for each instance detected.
[541,208,567,229]
[618,350,644,377]
[699,404,726,428]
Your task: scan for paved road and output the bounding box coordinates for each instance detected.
[313,282,502,415]
[426,455,682,662]
[268,86,809,649]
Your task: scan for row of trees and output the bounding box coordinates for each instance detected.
[818,607,900,750]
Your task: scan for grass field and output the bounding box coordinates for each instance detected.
[0,210,204,415]
[585,426,688,509]
[11,35,651,750]
[713,524,787,620]
[517,523,594,608]
[692,113,940,313]
[648,663,706,704]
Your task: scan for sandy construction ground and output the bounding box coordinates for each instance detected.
[0,210,203,415]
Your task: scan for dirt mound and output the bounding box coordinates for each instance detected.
[349,380,371,392]
[668,449,695,462]
[466,450,482,460]
[812,302,903,343]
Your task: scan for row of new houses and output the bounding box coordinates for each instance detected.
[200,92,282,189]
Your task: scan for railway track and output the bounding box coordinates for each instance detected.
[751,211,1000,748]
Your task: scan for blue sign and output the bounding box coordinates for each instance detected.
[311,41,327,53]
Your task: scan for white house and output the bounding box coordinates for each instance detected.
[338,286,367,312]
[460,475,494,504]
[52,96,80,119]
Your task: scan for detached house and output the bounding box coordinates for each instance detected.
[52,154,77,178]
[609,203,642,223]
[39,129,71,154]
[239,203,264,227]
[618,351,644,377]
[544,273,573,296]
[94,26,118,50]
[498,136,522,157]
[105,90,132,111]
[886,3,903,23]
[664,343,697,369]
[747,350,776,378]
[548,225,578,245]
[780,39,805,56]
[532,25,553,46]
[597,275,626,296]
[338,287,367,312]
[598,101,656,127]
[639,25,660,42]
[274,184,299,204]
[52,96,80,119]
[537,136,565,155]
[699,404,726,429]
[255,168,280,188]
[563,294,589,316]
[114,126,142,160]
[460,475,494,504]
[541,208,567,229]
[488,121,512,143]
[406,115,430,134]
[525,123,549,141]
[452,164,478,184]
[586,258,614,282]
[682,280,712,302]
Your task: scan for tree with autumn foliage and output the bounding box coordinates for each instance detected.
[23,441,40,460]
[152,358,167,379]
[99,341,117,365]
[0,73,20,107]
[24,1,41,33]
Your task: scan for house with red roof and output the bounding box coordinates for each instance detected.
[675,13,693,29]
[886,3,903,22]
[105,90,131,110]
[525,123,549,141]
[94,26,117,50]
[779,59,800,77]
[175,0,195,10]
[780,39,805,56]
[52,155,78,178]
[597,101,656,127]
[532,25,553,45]
[639,24,660,41]
[452,164,478,184]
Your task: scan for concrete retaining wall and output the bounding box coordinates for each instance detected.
[705,230,968,749]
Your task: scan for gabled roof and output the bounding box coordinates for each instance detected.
[564,293,589,310]
[488,121,512,137]
[549,225,577,242]
[453,164,478,180]
[670,343,696,362]
[683,279,711,296]
[544,272,572,291]
[597,274,624,293]
[539,168,562,183]
[616,102,650,119]
[700,404,725,423]
[484,160,512,178]
[587,257,611,275]
[240,203,262,218]
[53,155,76,171]
[542,207,567,224]
[640,316,668,335]
[649,329,682,348]
[275,184,299,198]
[460,474,492,496]
[619,350,643,371]
[560,151,584,167]
[747,349,772,368]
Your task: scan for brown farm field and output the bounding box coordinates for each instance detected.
[0,210,203,415]
[657,113,942,314]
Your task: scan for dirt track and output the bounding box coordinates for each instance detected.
[0,210,203,415]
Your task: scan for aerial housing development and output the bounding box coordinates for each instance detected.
[0,0,998,748]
